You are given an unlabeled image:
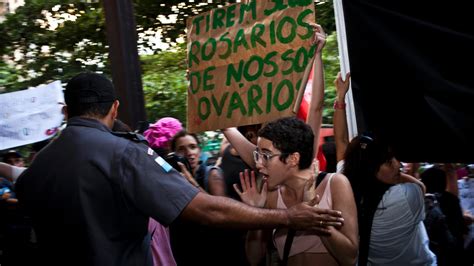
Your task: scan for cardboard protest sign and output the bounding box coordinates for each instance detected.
[187,0,316,132]
[0,81,64,150]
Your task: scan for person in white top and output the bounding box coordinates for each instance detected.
[333,72,436,265]
[458,166,474,261]
[0,162,26,183]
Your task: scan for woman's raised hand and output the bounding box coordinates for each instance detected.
[310,23,326,54]
[334,72,351,98]
[233,169,267,208]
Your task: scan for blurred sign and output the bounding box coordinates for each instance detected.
[0,81,64,150]
[186,0,316,132]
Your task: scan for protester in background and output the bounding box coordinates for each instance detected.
[334,71,436,265]
[421,166,469,265]
[116,118,178,266]
[2,150,25,168]
[458,164,474,264]
[144,117,186,266]
[0,162,22,204]
[219,124,261,201]
[215,124,261,266]
[0,140,51,200]
[168,130,228,265]
[0,167,17,204]
[171,130,225,196]
[0,142,50,265]
[0,150,26,203]
[403,162,421,180]
[143,117,183,158]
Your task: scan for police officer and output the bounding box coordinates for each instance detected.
[16,72,344,266]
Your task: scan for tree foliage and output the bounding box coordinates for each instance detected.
[0,61,20,92]
[141,44,188,126]
[0,0,338,124]
[133,1,336,47]
[322,32,340,124]
[0,1,108,90]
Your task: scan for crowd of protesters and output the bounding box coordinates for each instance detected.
[1,24,473,266]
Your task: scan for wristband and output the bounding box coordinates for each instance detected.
[333,100,346,110]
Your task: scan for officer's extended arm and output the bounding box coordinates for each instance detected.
[179,192,344,231]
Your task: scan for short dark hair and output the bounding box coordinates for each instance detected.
[171,130,200,152]
[65,72,116,118]
[421,167,446,193]
[258,117,314,169]
[2,150,22,163]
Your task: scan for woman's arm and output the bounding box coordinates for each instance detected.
[333,72,351,162]
[306,24,326,155]
[321,174,359,265]
[0,163,14,180]
[400,173,426,194]
[222,127,257,168]
[219,136,230,157]
[208,168,226,196]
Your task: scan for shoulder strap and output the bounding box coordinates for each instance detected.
[281,229,295,266]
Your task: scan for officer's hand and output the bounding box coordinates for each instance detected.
[286,197,344,234]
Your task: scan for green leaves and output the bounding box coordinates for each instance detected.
[0,1,108,90]
[141,44,188,126]
[0,1,339,126]
[322,32,340,124]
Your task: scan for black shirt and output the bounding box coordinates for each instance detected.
[16,117,198,266]
[220,145,252,201]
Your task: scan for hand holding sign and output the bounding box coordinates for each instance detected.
[311,23,326,54]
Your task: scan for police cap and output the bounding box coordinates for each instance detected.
[65,72,117,105]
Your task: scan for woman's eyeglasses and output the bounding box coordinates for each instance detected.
[253,150,285,165]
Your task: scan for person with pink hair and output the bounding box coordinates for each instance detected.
[143,117,183,266]
[144,117,183,157]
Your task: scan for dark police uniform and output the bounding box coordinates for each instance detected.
[16,117,199,266]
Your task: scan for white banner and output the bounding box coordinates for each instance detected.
[0,81,64,150]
